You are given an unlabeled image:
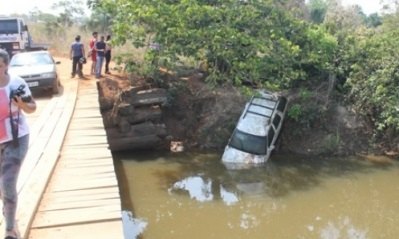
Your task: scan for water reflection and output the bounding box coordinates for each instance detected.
[220,185,239,205]
[164,155,369,200]
[170,176,213,202]
[122,210,148,239]
[114,151,399,239]
[319,216,367,239]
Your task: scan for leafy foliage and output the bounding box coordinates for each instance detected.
[308,0,327,23]
[346,27,399,134]
[91,0,339,90]
[52,0,85,27]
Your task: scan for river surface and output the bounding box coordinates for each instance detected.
[113,151,399,239]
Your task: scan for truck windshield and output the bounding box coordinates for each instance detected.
[0,20,19,34]
[228,129,266,155]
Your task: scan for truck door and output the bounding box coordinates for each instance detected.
[19,19,29,50]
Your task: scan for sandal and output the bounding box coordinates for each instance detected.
[4,230,18,239]
[5,236,17,239]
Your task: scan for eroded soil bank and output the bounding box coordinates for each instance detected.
[97,71,398,159]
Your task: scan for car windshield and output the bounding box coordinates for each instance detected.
[228,129,267,155]
[10,53,53,66]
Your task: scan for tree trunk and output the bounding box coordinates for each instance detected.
[107,134,163,151]
[130,88,168,107]
[127,106,162,124]
[106,122,167,138]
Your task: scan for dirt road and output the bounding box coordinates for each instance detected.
[27,57,96,124]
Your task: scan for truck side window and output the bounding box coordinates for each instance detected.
[277,97,287,112]
[272,114,281,129]
[268,128,275,147]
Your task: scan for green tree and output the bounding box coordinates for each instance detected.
[365,13,382,27]
[344,9,399,138]
[52,0,85,27]
[85,3,113,33]
[307,0,328,23]
[90,0,339,90]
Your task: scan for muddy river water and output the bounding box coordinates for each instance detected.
[113,152,399,239]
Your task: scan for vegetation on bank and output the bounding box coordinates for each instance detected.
[8,0,399,155]
[90,0,399,154]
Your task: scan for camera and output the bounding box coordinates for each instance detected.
[10,85,31,103]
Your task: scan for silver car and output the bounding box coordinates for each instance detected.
[8,51,61,94]
[222,90,288,168]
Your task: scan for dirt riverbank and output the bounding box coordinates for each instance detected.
[94,66,397,159]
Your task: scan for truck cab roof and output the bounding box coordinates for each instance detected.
[236,93,278,137]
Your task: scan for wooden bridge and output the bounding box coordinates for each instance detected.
[0,72,125,238]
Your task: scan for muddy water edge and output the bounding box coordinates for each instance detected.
[112,151,399,239]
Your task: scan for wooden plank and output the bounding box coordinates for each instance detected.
[32,205,121,228]
[50,172,117,180]
[40,187,120,200]
[68,124,106,130]
[60,153,112,159]
[50,168,117,176]
[29,220,123,239]
[61,146,110,153]
[64,130,107,137]
[63,137,109,146]
[36,198,121,212]
[60,155,113,162]
[48,179,118,192]
[59,143,111,149]
[71,111,103,117]
[69,118,105,125]
[51,162,115,170]
[56,165,116,172]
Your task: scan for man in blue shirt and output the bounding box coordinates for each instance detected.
[94,35,106,78]
[70,35,85,78]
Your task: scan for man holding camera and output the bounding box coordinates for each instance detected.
[0,49,36,239]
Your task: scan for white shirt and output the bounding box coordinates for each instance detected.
[0,74,31,143]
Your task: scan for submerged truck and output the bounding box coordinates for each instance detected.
[0,17,48,56]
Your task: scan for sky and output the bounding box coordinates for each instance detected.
[342,0,383,14]
[0,0,385,16]
[0,0,91,16]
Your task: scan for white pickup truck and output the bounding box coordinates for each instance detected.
[221,90,288,169]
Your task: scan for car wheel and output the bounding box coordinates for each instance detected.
[52,79,60,94]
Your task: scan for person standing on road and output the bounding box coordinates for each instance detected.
[70,35,85,78]
[105,35,112,74]
[0,49,37,239]
[88,32,98,75]
[94,35,106,78]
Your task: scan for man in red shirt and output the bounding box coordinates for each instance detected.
[89,32,98,75]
